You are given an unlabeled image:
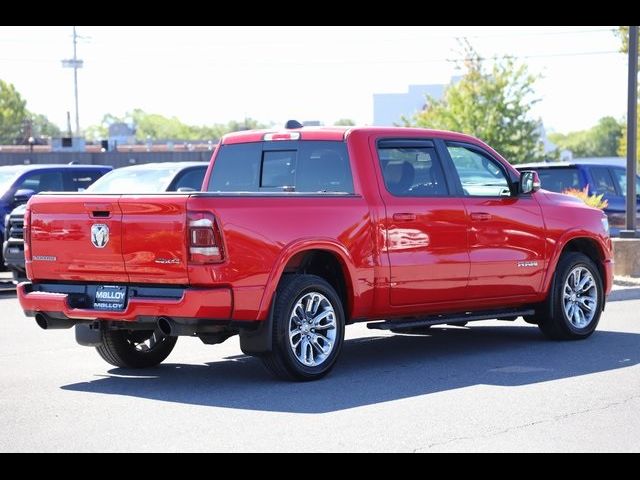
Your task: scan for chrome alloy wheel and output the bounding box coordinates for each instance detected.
[288,292,337,367]
[562,266,598,329]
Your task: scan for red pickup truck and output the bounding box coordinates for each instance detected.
[18,125,613,381]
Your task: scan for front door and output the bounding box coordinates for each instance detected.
[374,138,469,307]
[445,142,546,300]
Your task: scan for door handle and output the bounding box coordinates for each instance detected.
[393,213,417,222]
[470,212,492,221]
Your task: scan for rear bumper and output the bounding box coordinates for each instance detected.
[18,282,232,322]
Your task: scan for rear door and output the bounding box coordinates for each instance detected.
[28,196,128,282]
[445,142,546,299]
[374,138,469,306]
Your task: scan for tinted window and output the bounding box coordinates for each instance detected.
[209,143,261,192]
[16,171,64,193]
[611,168,640,197]
[208,141,353,193]
[589,167,617,194]
[534,167,581,193]
[172,167,206,191]
[377,143,448,197]
[261,151,295,188]
[448,145,510,196]
[69,170,107,192]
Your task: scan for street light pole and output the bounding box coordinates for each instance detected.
[72,26,80,137]
[62,26,84,138]
[621,25,638,238]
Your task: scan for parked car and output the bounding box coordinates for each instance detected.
[4,162,207,284]
[17,126,612,381]
[2,165,112,278]
[85,162,208,194]
[515,160,640,236]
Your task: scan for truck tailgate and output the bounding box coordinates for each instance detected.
[27,194,190,284]
[28,196,128,282]
[120,196,189,284]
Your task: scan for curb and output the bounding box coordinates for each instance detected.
[609,287,640,302]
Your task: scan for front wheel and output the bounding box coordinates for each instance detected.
[537,252,604,340]
[261,275,345,381]
[96,328,177,368]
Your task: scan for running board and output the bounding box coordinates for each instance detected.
[366,308,535,331]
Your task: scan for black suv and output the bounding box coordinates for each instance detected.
[2,165,112,282]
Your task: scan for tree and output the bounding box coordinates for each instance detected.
[85,109,268,142]
[0,79,28,144]
[31,113,61,138]
[406,42,544,164]
[549,117,624,157]
[334,118,355,126]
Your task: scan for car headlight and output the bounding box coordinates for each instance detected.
[601,216,610,235]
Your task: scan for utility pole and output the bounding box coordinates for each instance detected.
[62,26,84,137]
[621,25,638,238]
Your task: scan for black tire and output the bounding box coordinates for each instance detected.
[96,328,177,368]
[537,252,603,340]
[261,275,345,381]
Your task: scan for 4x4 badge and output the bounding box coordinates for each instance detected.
[91,224,109,248]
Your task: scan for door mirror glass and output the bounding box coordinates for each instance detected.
[13,188,36,205]
[520,171,541,194]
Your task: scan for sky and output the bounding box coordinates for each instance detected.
[0,26,629,134]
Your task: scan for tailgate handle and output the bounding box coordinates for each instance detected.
[84,203,113,218]
[471,212,492,221]
[393,213,417,222]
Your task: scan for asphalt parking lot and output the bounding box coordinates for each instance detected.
[1,287,639,452]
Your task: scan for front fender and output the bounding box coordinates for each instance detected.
[541,229,612,297]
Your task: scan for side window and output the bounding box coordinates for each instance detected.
[377,141,448,197]
[534,167,581,193]
[447,145,510,197]
[590,167,617,195]
[69,170,107,192]
[173,168,206,191]
[15,171,64,193]
[611,168,640,197]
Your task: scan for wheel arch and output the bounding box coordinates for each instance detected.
[542,232,610,297]
[256,239,357,322]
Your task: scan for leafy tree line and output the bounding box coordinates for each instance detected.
[0,79,60,144]
[549,117,624,158]
[404,42,545,164]
[84,110,269,142]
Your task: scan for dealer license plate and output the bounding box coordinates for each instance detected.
[93,285,127,311]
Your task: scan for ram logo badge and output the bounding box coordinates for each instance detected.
[91,224,109,248]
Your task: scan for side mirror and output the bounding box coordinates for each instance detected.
[519,171,541,194]
[13,189,36,205]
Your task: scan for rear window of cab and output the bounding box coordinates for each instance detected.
[208,141,354,194]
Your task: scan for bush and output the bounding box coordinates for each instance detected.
[562,186,608,210]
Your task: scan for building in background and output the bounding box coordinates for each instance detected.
[373,82,449,126]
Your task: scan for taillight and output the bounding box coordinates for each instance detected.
[24,208,31,258]
[187,211,224,264]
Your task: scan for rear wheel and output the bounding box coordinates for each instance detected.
[261,275,345,381]
[537,252,603,340]
[96,328,177,368]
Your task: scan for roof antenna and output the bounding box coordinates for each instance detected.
[285,120,303,129]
